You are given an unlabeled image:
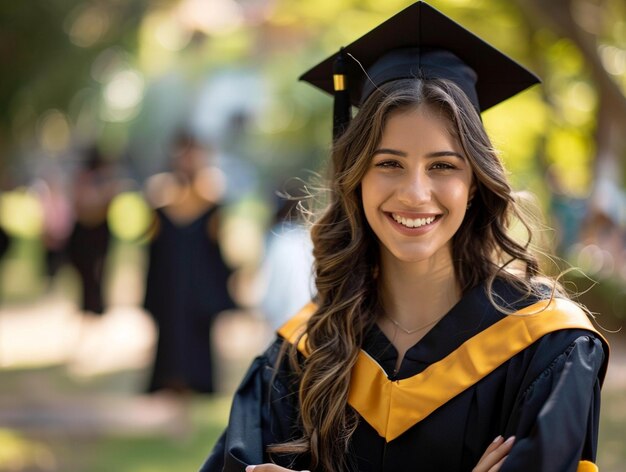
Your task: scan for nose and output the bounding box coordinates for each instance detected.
[396,169,432,205]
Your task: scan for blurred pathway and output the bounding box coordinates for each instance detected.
[0,296,154,374]
[0,295,271,438]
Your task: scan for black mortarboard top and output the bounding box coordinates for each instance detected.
[299,1,541,139]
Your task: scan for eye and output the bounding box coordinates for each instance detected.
[430,162,456,170]
[374,159,402,169]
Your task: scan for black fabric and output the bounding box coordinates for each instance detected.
[0,225,10,259]
[332,49,352,140]
[199,280,608,471]
[144,205,234,393]
[68,220,111,315]
[201,341,303,471]
[362,48,479,110]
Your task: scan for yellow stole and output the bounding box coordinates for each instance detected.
[277,298,607,443]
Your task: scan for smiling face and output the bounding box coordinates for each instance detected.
[360,104,474,271]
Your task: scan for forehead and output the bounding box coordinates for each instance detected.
[379,105,458,146]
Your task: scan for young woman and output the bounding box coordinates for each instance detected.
[200,2,609,471]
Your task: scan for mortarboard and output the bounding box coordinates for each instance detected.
[299,1,541,139]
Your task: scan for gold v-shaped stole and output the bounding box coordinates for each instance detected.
[278,299,604,442]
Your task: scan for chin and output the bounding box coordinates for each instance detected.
[384,243,454,267]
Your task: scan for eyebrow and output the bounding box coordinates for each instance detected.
[372,148,465,159]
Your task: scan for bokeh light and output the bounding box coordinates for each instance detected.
[107,192,152,242]
[36,110,71,154]
[0,189,43,239]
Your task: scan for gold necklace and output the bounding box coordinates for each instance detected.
[383,312,446,335]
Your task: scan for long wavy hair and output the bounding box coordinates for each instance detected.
[269,78,560,471]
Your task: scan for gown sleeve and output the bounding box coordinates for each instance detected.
[199,340,299,472]
[500,333,607,472]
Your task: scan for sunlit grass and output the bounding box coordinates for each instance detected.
[0,429,56,471]
[0,365,231,472]
[87,397,229,472]
[599,387,626,471]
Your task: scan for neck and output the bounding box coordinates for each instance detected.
[378,249,461,330]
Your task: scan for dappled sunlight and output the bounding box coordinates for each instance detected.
[0,429,56,472]
[213,310,273,362]
[0,297,155,376]
[67,307,156,378]
[0,298,80,369]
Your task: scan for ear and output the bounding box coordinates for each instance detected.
[468,181,477,203]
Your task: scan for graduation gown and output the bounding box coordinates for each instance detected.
[68,220,111,315]
[144,206,234,393]
[200,280,609,471]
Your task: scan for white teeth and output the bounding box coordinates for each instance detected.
[392,214,436,228]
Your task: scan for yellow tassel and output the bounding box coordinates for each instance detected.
[577,460,599,472]
[333,74,346,91]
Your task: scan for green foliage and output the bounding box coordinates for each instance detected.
[547,129,594,196]
[2,0,626,275]
[0,0,215,131]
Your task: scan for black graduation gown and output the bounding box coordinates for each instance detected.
[68,220,111,315]
[144,205,234,393]
[199,280,608,471]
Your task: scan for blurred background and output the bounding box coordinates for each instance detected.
[0,0,625,470]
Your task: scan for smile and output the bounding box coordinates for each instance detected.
[391,213,437,228]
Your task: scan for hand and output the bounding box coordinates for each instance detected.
[473,436,515,472]
[245,465,310,472]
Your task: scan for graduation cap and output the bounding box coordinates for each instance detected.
[299,1,541,140]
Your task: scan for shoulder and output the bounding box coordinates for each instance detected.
[511,292,607,358]
[509,297,609,385]
[250,336,291,371]
[483,278,609,377]
[234,337,295,395]
[488,277,600,331]
[276,302,317,352]
[488,276,553,312]
[512,328,608,399]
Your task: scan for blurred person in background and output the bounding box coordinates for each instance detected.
[0,223,7,304]
[67,145,119,316]
[0,218,9,266]
[0,180,9,262]
[143,131,235,394]
[258,182,315,330]
[32,164,75,290]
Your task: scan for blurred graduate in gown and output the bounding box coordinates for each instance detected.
[143,132,235,394]
[68,146,119,315]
